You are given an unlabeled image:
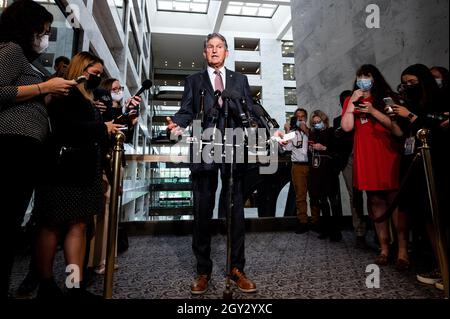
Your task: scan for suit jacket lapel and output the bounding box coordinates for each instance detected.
[225,68,235,90]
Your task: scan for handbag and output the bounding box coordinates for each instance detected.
[50,143,98,185]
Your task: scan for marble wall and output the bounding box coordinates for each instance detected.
[291,0,449,120]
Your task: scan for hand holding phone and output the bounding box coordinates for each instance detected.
[383,97,395,114]
[75,75,87,84]
[353,100,367,110]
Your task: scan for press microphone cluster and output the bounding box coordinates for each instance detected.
[220,89,252,128]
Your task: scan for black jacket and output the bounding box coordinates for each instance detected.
[45,88,108,185]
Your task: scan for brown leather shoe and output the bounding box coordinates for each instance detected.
[230,268,257,293]
[190,274,210,295]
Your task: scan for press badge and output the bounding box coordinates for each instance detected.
[360,116,368,125]
[404,136,415,155]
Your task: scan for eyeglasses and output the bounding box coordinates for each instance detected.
[38,29,51,38]
[111,86,124,93]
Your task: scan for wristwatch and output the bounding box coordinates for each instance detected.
[407,112,415,120]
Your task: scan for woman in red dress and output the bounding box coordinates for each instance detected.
[341,64,408,268]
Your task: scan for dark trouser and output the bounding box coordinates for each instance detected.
[192,169,245,275]
[309,174,343,234]
[0,135,42,298]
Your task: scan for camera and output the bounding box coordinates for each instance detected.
[289,116,298,130]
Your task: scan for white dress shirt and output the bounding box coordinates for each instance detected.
[207,65,226,91]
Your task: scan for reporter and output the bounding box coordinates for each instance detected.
[281,108,313,233]
[32,52,122,298]
[341,64,406,268]
[0,0,76,297]
[391,64,449,278]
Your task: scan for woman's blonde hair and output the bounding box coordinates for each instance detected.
[309,110,329,128]
[65,51,104,101]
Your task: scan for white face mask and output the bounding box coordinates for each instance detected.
[435,78,443,88]
[33,34,49,54]
[111,91,124,102]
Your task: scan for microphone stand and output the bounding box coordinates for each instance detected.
[196,89,206,158]
[222,95,233,300]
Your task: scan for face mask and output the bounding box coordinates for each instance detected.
[405,84,422,102]
[313,122,325,130]
[435,78,443,88]
[32,34,49,54]
[356,79,373,91]
[111,91,124,102]
[86,73,102,90]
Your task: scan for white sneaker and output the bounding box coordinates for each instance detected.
[435,279,444,291]
[94,263,118,275]
[416,270,441,285]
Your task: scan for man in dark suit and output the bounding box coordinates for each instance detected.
[166,33,257,295]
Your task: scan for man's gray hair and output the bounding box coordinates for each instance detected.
[203,33,228,50]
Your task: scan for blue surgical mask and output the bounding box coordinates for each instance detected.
[313,122,325,130]
[356,79,373,91]
[296,120,301,127]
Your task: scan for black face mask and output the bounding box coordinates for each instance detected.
[86,73,102,90]
[404,84,423,103]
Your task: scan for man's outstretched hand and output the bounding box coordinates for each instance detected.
[166,116,183,136]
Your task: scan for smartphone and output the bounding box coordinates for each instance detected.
[383,97,395,106]
[383,97,395,114]
[353,100,367,109]
[75,75,87,84]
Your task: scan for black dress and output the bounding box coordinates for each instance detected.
[33,89,107,225]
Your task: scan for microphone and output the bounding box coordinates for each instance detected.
[125,79,153,110]
[253,104,271,134]
[134,79,153,97]
[213,89,222,109]
[221,89,238,119]
[197,89,206,123]
[237,97,250,128]
[221,90,230,119]
[207,90,221,124]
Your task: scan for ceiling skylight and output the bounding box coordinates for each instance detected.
[225,1,279,18]
[157,0,209,14]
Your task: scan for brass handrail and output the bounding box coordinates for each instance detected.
[104,132,125,299]
[417,129,448,298]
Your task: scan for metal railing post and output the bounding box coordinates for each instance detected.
[104,132,125,299]
[417,129,448,298]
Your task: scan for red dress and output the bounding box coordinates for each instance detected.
[342,96,401,191]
